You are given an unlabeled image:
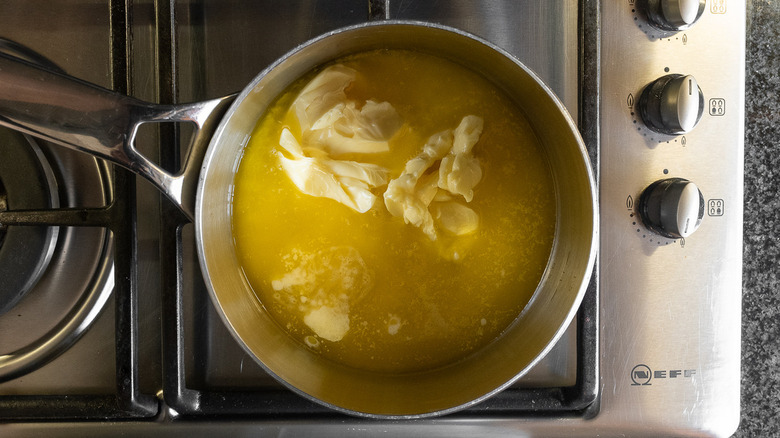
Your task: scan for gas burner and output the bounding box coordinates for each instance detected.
[0,40,115,382]
[0,132,115,382]
[0,129,60,314]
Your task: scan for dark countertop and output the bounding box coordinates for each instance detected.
[737,0,780,436]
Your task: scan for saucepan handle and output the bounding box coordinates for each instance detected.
[0,51,236,221]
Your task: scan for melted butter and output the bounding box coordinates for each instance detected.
[232,49,556,373]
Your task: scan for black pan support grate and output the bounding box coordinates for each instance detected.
[159,0,601,419]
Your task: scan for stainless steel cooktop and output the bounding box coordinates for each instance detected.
[0,0,743,436]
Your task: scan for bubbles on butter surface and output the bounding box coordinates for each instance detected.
[386,314,405,335]
[304,335,320,349]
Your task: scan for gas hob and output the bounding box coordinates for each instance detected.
[0,0,743,436]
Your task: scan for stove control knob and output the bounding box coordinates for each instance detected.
[638,177,704,239]
[644,0,706,31]
[638,74,704,135]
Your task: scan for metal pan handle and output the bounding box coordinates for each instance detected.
[0,51,236,221]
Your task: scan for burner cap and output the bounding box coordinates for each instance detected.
[0,128,59,315]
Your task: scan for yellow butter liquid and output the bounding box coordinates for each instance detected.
[232,49,556,373]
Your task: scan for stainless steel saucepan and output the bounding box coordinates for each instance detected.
[0,21,597,417]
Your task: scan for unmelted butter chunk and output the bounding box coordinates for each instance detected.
[277,64,402,213]
[438,115,483,202]
[277,128,388,213]
[305,100,402,156]
[430,201,479,236]
[293,64,356,132]
[384,130,454,238]
[384,115,484,241]
[303,304,350,342]
[270,246,372,342]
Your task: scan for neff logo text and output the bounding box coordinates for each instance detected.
[630,364,696,386]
